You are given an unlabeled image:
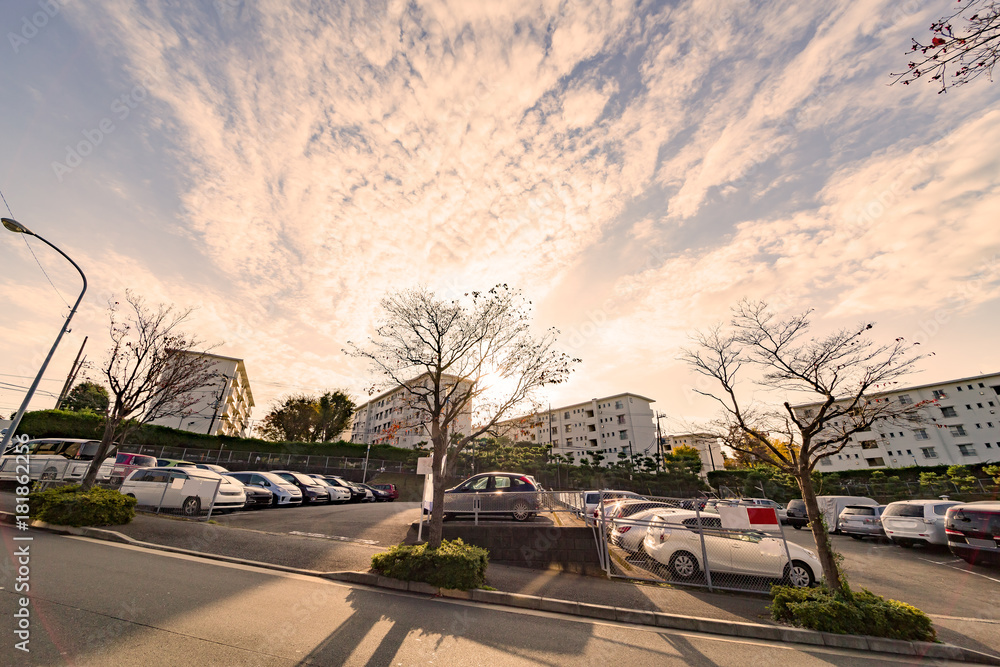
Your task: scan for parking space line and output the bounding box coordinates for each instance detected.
[288,530,379,545]
[917,557,1000,584]
[929,614,1000,625]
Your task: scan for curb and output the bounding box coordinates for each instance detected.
[5,513,998,665]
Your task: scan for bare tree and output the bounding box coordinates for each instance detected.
[346,285,578,548]
[892,0,1000,92]
[80,292,218,490]
[681,300,928,592]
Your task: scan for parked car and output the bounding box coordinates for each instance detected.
[838,505,887,540]
[945,502,1000,565]
[270,471,330,504]
[582,490,645,525]
[223,475,272,509]
[305,475,351,503]
[731,498,787,523]
[369,483,398,501]
[359,483,392,502]
[0,438,114,483]
[611,503,685,553]
[226,471,303,506]
[444,472,541,521]
[120,467,245,515]
[98,452,158,484]
[784,499,809,529]
[816,496,879,533]
[643,510,820,588]
[321,476,366,503]
[156,458,199,468]
[193,463,229,473]
[882,499,961,547]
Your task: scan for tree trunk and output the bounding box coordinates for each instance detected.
[80,418,118,491]
[427,421,448,549]
[795,465,842,592]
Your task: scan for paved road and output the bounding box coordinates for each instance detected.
[0,528,928,666]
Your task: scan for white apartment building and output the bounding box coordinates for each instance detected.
[793,372,1000,472]
[661,432,725,476]
[350,374,474,449]
[497,393,657,466]
[147,352,255,437]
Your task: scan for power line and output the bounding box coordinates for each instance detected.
[0,187,71,308]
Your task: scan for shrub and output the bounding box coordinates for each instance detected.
[28,485,136,527]
[371,538,489,590]
[770,585,935,642]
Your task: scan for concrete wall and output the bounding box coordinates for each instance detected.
[440,524,604,576]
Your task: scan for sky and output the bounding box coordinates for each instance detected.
[1,0,999,437]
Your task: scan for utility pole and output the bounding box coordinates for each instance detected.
[655,411,665,472]
[55,337,88,409]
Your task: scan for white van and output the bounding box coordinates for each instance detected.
[120,467,245,515]
[0,439,113,483]
[816,495,879,533]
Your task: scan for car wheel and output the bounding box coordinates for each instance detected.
[792,525,802,530]
[110,476,123,486]
[182,497,201,516]
[668,551,700,580]
[784,560,815,588]
[271,495,280,508]
[850,534,863,540]
[511,500,532,522]
[125,493,137,501]
[41,467,58,480]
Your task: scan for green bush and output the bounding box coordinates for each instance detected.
[28,485,137,527]
[371,539,489,590]
[770,585,935,642]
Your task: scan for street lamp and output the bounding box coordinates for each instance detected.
[0,218,87,452]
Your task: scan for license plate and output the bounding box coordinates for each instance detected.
[968,538,998,549]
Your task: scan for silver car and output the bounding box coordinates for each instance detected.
[838,504,887,540]
[883,499,961,547]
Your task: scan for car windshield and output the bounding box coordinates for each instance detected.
[260,472,296,486]
[883,504,926,518]
[949,508,1000,533]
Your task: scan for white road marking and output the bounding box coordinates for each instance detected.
[917,557,1000,584]
[288,530,379,545]
[928,614,1000,625]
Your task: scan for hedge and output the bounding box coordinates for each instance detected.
[28,484,137,527]
[371,539,489,590]
[16,410,418,462]
[770,585,935,642]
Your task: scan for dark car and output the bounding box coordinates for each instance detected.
[370,483,398,501]
[322,476,366,503]
[946,502,1000,565]
[785,499,809,529]
[270,470,330,504]
[443,472,540,521]
[223,475,272,508]
[359,483,391,502]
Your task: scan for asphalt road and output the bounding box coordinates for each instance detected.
[0,528,928,666]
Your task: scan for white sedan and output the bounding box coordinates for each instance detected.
[642,510,821,588]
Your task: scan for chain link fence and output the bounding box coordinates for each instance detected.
[596,490,817,594]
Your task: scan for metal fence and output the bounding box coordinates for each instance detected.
[117,444,414,476]
[596,491,810,594]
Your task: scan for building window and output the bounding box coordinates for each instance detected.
[564,411,570,419]
[565,425,572,433]
[865,457,885,467]
[921,447,938,459]
[819,457,832,466]
[914,428,929,440]
[976,424,983,429]
[898,395,913,405]
[966,405,973,410]
[941,406,958,418]
[614,400,624,410]
[958,444,976,457]
[933,390,948,400]
[906,449,912,455]
[957,386,963,392]
[617,414,626,424]
[860,440,878,450]
[950,425,967,437]
[619,430,628,440]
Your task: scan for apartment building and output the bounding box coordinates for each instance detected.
[147,352,255,437]
[661,432,725,475]
[793,372,1000,472]
[497,393,657,466]
[350,373,474,449]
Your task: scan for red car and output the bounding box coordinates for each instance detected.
[370,483,398,501]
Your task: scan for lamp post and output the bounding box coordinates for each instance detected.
[1,218,87,452]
